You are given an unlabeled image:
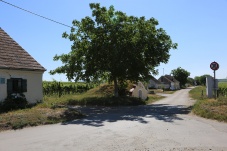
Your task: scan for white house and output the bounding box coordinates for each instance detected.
[130,82,148,100]
[158,75,180,90]
[148,76,165,89]
[0,28,46,104]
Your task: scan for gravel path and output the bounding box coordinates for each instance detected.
[0,88,227,151]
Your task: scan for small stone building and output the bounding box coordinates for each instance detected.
[130,82,148,100]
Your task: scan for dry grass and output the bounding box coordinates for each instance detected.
[0,107,84,131]
[190,86,227,122]
[147,94,165,104]
[148,89,176,94]
[0,83,165,131]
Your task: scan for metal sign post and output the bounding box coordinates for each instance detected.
[214,70,216,99]
[210,61,219,99]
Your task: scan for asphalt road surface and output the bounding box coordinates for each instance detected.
[0,88,227,151]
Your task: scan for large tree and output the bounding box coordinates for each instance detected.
[194,74,210,85]
[171,67,190,88]
[50,3,177,97]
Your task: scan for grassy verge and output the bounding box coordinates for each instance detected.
[149,89,176,94]
[189,86,227,122]
[0,107,84,131]
[147,94,165,104]
[0,84,164,131]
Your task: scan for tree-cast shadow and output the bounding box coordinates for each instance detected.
[62,104,192,127]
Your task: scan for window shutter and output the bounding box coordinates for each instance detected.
[18,79,22,93]
[22,79,27,92]
[7,79,13,95]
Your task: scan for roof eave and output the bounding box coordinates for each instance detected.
[0,67,46,72]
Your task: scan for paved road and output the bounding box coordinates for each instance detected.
[0,88,227,151]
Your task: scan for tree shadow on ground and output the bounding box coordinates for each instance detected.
[62,104,192,127]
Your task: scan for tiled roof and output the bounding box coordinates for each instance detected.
[164,75,179,83]
[158,76,172,84]
[158,75,180,84]
[0,28,46,71]
[150,75,162,84]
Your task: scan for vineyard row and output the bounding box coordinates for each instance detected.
[43,81,95,97]
[218,87,227,97]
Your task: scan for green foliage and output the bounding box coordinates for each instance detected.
[219,82,227,87]
[50,3,177,97]
[218,82,227,97]
[0,93,28,112]
[194,74,210,86]
[146,94,165,104]
[189,86,206,100]
[187,77,194,86]
[190,86,227,122]
[43,81,95,96]
[171,67,190,88]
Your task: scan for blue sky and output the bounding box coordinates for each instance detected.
[1,0,227,81]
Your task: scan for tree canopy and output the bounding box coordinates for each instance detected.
[194,74,210,86]
[171,67,190,88]
[50,3,177,96]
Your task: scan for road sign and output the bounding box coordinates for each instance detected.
[210,61,219,70]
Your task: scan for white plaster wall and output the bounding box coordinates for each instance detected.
[0,69,44,104]
[148,80,156,88]
[176,82,180,89]
[161,83,170,89]
[148,80,164,89]
[132,82,148,100]
[170,82,175,90]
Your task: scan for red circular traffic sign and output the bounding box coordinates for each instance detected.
[210,61,219,70]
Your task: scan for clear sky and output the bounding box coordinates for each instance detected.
[1,0,227,81]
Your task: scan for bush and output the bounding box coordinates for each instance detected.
[0,93,28,112]
[118,88,127,96]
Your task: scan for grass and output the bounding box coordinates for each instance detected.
[148,89,176,94]
[0,107,85,131]
[190,86,227,122]
[147,94,165,104]
[219,82,227,87]
[0,84,164,131]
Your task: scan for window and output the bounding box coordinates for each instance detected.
[7,78,27,94]
[0,78,5,84]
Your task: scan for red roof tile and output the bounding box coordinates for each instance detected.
[0,28,46,71]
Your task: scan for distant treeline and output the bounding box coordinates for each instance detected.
[43,81,95,97]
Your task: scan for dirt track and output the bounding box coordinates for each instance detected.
[0,88,227,151]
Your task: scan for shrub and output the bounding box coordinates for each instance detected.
[0,93,28,112]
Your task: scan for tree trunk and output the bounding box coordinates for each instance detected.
[113,77,119,97]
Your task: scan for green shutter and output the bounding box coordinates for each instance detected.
[22,79,27,92]
[18,79,22,93]
[7,79,13,94]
